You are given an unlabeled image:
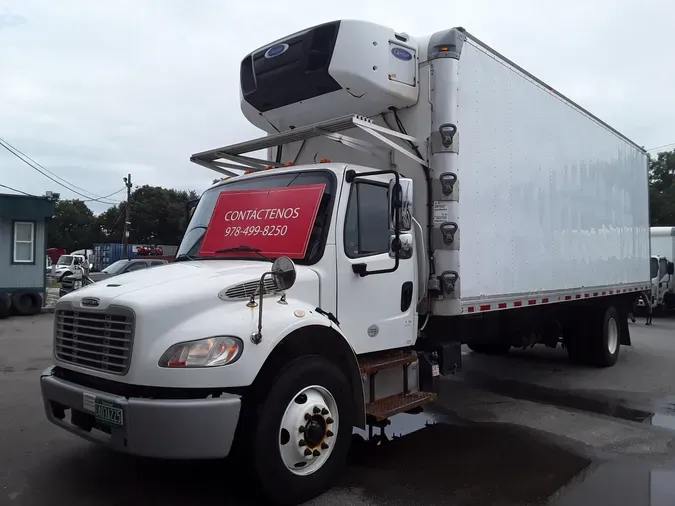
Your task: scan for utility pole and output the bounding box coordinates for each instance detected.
[122,174,132,259]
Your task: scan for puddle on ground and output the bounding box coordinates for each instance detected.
[551,462,675,506]
[352,407,466,443]
[646,404,675,432]
[344,414,591,506]
[457,370,675,433]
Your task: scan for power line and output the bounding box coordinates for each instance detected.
[81,187,126,203]
[0,183,35,197]
[0,136,108,200]
[0,137,120,204]
[646,142,675,152]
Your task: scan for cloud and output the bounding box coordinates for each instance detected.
[0,0,673,216]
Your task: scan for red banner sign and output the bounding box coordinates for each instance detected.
[199,184,326,259]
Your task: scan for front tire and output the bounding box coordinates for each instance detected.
[250,356,353,505]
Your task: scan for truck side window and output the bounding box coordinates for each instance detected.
[344,182,390,258]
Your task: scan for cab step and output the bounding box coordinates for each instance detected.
[366,391,437,422]
[358,349,417,375]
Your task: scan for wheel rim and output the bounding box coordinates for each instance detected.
[278,385,339,476]
[607,317,618,355]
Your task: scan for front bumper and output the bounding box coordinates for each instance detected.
[40,366,241,459]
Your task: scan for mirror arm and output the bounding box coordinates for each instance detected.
[346,169,402,278]
[251,271,273,345]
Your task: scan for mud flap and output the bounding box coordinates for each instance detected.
[619,306,632,346]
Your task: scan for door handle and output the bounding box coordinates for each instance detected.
[352,263,368,277]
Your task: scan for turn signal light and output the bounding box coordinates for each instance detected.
[284,162,294,167]
[319,158,331,163]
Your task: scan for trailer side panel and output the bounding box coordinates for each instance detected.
[456,38,650,302]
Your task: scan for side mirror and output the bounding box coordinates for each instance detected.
[388,177,413,233]
[271,256,297,291]
[390,233,414,260]
[668,262,674,276]
[250,256,297,346]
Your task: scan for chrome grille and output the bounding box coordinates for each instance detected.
[224,278,279,300]
[61,278,74,290]
[54,306,135,375]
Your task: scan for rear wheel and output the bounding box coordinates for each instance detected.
[249,356,353,505]
[565,305,620,367]
[11,291,41,316]
[591,305,621,367]
[0,294,10,319]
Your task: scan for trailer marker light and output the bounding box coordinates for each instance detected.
[284,162,294,167]
[319,158,331,163]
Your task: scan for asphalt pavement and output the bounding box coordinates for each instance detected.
[2,313,675,505]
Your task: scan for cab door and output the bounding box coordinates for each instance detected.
[336,173,417,355]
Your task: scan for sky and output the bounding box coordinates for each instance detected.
[1,0,674,214]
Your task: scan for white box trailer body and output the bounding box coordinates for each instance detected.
[238,21,651,317]
[41,19,652,505]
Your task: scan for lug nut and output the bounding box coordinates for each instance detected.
[321,442,329,450]
[304,413,311,421]
[321,408,329,416]
[299,439,306,447]
[299,426,306,433]
[313,406,321,414]
[304,448,312,456]
[326,417,334,424]
[313,449,320,457]
[326,430,334,437]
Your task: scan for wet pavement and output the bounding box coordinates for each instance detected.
[2,314,675,505]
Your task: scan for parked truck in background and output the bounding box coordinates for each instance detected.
[40,20,650,504]
[647,226,675,312]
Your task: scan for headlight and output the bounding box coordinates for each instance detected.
[73,281,82,289]
[158,336,243,368]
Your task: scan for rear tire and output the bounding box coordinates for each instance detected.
[249,356,354,505]
[0,293,10,319]
[565,305,620,367]
[590,305,621,367]
[11,291,41,316]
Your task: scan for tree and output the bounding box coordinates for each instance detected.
[47,200,101,252]
[110,185,199,246]
[649,149,675,226]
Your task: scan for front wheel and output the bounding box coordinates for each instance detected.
[250,356,353,505]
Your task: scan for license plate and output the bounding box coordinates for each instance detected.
[94,399,124,426]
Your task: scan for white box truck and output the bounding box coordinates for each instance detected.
[647,226,675,311]
[41,20,650,504]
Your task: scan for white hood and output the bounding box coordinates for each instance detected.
[60,260,320,312]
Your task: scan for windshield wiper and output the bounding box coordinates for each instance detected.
[216,246,272,262]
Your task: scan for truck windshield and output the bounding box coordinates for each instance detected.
[176,170,335,265]
[57,255,73,266]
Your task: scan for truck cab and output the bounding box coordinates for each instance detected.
[52,254,88,282]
